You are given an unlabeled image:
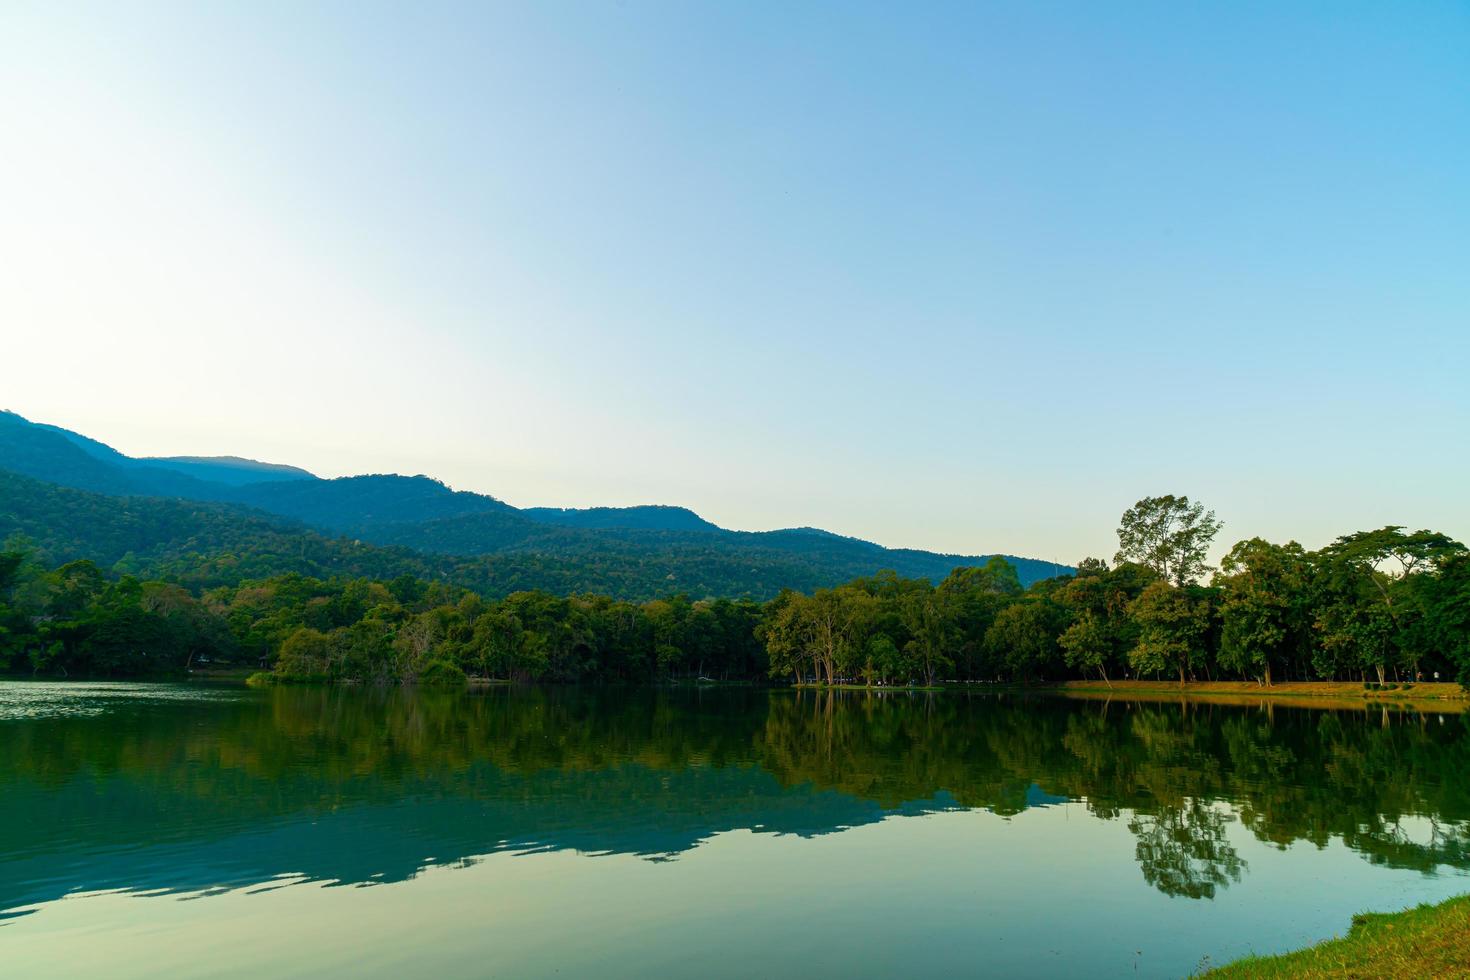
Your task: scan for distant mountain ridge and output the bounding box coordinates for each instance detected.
[0,410,1067,598]
[140,455,316,486]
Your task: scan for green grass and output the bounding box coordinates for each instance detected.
[793,683,946,692]
[1203,894,1470,978]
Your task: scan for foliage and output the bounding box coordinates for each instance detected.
[416,659,469,689]
[0,429,1062,602]
[1,490,1466,689]
[1115,494,1222,586]
[1127,581,1214,683]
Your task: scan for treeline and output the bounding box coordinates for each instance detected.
[766,497,1470,688]
[2,494,1467,686]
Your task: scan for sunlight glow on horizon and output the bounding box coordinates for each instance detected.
[2,1,1467,563]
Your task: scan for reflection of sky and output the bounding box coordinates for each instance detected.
[6,805,1468,980]
[0,682,247,721]
[5,681,1469,976]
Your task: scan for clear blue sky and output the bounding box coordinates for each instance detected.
[3,1,1466,564]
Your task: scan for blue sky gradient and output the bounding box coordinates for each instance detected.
[2,1,1466,563]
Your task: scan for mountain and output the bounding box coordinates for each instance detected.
[139,456,315,486]
[522,505,719,533]
[238,473,515,528]
[0,410,1067,597]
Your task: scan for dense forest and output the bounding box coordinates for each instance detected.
[2,492,1466,688]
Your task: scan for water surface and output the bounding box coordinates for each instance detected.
[2,682,1467,977]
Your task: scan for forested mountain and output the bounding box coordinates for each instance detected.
[522,505,719,532]
[0,469,1035,601]
[0,411,1059,595]
[136,456,315,486]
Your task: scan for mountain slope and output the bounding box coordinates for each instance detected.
[0,410,1067,592]
[522,505,719,533]
[140,456,315,486]
[0,470,936,600]
[234,474,515,529]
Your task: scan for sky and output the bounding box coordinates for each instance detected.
[2,1,1467,565]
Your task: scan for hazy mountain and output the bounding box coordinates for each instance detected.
[0,410,1067,594]
[140,456,316,486]
[522,505,719,533]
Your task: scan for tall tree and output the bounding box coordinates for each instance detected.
[899,588,958,687]
[1127,581,1212,684]
[1115,495,1222,586]
[1313,527,1466,683]
[1215,538,1309,685]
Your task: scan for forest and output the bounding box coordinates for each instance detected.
[2,494,1466,688]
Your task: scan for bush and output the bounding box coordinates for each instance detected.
[245,671,276,688]
[417,660,468,689]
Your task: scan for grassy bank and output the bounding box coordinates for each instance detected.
[1204,894,1470,978]
[1058,679,1466,700]
[793,683,946,693]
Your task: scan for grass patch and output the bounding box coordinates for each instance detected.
[1057,679,1466,701]
[793,683,946,693]
[1203,894,1470,978]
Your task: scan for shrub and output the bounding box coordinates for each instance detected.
[417,659,468,689]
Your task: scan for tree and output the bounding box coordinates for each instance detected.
[1128,581,1212,684]
[1059,612,1111,685]
[1417,552,1470,684]
[763,587,872,685]
[899,588,958,687]
[1215,538,1309,685]
[1056,561,1156,685]
[984,598,1064,682]
[1115,495,1222,586]
[1312,528,1467,683]
[276,627,334,680]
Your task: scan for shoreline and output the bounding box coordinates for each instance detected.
[1204,894,1470,977]
[1051,679,1467,713]
[1053,679,1466,700]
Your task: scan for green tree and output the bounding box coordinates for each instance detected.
[276,627,334,680]
[1215,538,1309,685]
[1115,495,1222,586]
[1059,612,1111,685]
[899,588,957,687]
[1128,581,1212,684]
[1314,528,1466,682]
[984,598,1064,682]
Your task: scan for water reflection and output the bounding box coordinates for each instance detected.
[1,683,1467,918]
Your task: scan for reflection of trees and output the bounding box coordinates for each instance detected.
[1129,800,1245,899]
[1,687,1468,901]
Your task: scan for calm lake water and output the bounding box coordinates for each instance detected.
[2,682,1467,978]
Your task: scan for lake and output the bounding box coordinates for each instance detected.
[2,682,1467,978]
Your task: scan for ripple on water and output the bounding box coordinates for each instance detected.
[0,681,245,721]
